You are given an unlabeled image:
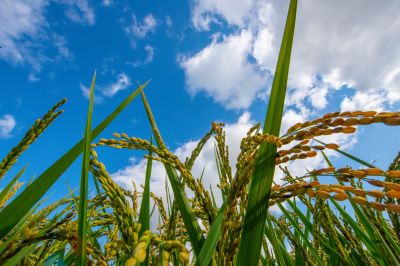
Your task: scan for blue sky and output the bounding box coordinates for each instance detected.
[1,0,400,205]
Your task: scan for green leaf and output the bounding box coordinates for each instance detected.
[138,143,153,266]
[236,1,297,265]
[3,244,37,266]
[138,141,153,237]
[140,91,205,256]
[76,72,95,266]
[315,139,375,168]
[265,215,294,266]
[278,202,324,265]
[196,202,226,266]
[0,80,150,238]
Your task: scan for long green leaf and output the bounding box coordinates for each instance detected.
[265,216,294,266]
[76,72,95,266]
[140,91,205,256]
[138,145,153,266]
[0,80,150,238]
[278,202,324,265]
[196,202,226,266]
[315,139,375,168]
[138,142,153,237]
[236,1,297,264]
[3,244,37,266]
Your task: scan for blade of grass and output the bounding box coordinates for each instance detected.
[0,80,150,238]
[140,91,205,256]
[3,244,38,266]
[277,202,325,265]
[66,182,103,256]
[265,215,294,266]
[138,140,153,237]
[315,139,375,168]
[236,0,297,264]
[76,71,95,265]
[196,202,226,266]
[138,143,153,266]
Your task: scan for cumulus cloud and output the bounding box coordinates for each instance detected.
[341,90,387,112]
[192,0,254,30]
[179,31,266,109]
[0,0,47,67]
[0,115,17,139]
[184,0,400,113]
[0,0,92,78]
[80,73,131,102]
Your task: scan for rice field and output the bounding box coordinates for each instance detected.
[1,0,400,265]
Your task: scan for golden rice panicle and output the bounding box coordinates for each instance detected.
[385,203,400,213]
[90,151,139,248]
[351,196,368,205]
[185,126,214,171]
[368,202,386,211]
[0,98,66,180]
[366,190,385,198]
[385,181,400,191]
[386,190,400,199]
[325,143,339,149]
[126,230,153,264]
[363,168,384,176]
[0,181,24,207]
[367,179,385,188]
[332,193,348,201]
[386,170,400,179]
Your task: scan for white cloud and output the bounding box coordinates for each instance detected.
[80,73,131,101]
[60,0,95,25]
[101,73,130,97]
[52,34,72,59]
[125,14,157,47]
[0,0,88,78]
[192,0,254,30]
[384,68,400,104]
[252,27,274,69]
[0,115,17,139]
[340,90,387,112]
[0,0,47,67]
[186,0,400,113]
[179,31,266,109]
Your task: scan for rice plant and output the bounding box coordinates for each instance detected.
[1,0,400,265]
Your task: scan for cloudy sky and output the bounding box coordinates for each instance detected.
[1,0,400,205]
